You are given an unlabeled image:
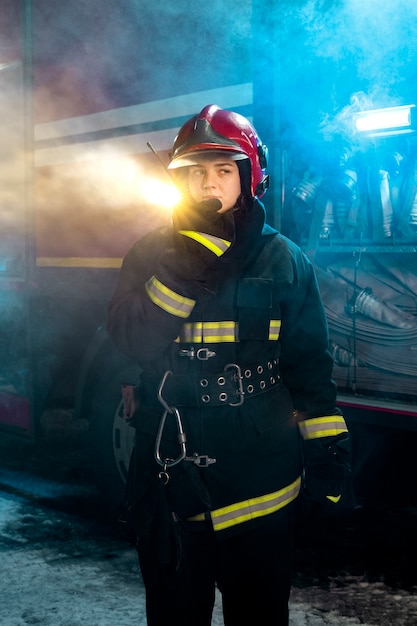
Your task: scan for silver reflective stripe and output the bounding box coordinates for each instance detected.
[209,476,301,532]
[178,230,231,257]
[268,319,281,340]
[298,415,348,440]
[175,319,282,343]
[176,321,237,343]
[145,275,195,318]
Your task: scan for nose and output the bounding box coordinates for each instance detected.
[202,169,216,188]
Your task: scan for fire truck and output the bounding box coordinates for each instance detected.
[1,0,417,510]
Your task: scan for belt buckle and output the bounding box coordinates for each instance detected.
[224,363,245,406]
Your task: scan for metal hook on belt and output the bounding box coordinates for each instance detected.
[157,370,174,413]
[154,406,188,469]
[155,370,188,469]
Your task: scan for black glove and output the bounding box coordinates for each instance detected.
[302,432,352,504]
[156,199,235,296]
[172,198,235,273]
[173,198,234,241]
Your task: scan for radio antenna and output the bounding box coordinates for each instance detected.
[146,141,173,180]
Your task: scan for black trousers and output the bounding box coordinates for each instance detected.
[137,513,293,626]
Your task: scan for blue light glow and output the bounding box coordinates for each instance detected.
[354,105,415,134]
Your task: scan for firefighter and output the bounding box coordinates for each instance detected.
[106,105,351,626]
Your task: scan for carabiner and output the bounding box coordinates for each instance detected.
[157,369,174,413]
[154,406,188,469]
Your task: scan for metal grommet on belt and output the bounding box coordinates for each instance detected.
[158,359,280,408]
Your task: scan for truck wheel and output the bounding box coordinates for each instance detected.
[88,363,138,516]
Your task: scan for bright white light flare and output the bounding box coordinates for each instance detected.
[355,104,415,133]
[63,152,181,212]
[142,177,182,209]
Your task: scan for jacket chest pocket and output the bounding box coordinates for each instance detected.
[237,278,280,341]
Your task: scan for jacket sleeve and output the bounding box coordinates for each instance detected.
[279,240,336,413]
[278,239,351,503]
[106,228,197,362]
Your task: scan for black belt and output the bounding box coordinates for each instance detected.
[158,359,281,408]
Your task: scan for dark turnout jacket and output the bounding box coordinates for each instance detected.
[107,200,350,539]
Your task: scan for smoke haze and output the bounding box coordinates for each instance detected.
[275,0,417,149]
[2,0,417,254]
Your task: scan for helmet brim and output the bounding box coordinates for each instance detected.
[168,149,248,169]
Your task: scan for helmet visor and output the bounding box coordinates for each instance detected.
[168,149,248,169]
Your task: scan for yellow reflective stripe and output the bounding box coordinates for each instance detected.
[298,415,348,440]
[189,512,206,521]
[179,230,231,256]
[268,319,281,340]
[209,477,301,532]
[326,494,341,503]
[174,320,282,343]
[175,321,237,343]
[145,275,195,318]
[198,321,236,342]
[175,321,204,343]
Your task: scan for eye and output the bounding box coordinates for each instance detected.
[189,167,204,178]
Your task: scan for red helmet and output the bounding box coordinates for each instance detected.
[168,104,269,197]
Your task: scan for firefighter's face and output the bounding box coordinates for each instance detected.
[187,156,241,213]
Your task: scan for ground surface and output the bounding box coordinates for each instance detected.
[1,428,417,625]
